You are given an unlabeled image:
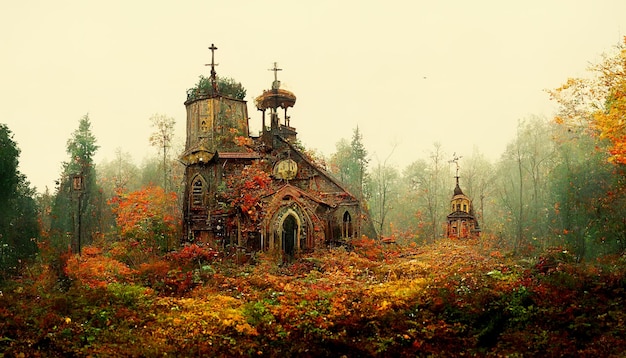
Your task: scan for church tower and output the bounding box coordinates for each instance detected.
[446,155,481,238]
[180,44,251,243]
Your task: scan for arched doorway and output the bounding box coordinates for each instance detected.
[282,214,298,256]
[342,211,353,238]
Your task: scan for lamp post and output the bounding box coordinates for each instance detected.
[72,173,84,255]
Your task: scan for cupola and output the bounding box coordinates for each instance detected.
[255,62,297,144]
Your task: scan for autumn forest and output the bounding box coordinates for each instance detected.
[1,40,626,356]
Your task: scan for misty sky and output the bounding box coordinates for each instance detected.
[2,1,625,192]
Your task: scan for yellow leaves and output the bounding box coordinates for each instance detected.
[369,278,428,308]
[151,293,259,344]
[377,300,391,311]
[551,40,626,166]
[235,322,258,336]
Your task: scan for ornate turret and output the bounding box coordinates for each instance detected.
[446,155,481,238]
[255,62,297,145]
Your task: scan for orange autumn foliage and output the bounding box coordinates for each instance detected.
[65,247,136,288]
[551,37,626,165]
[108,185,181,250]
[591,38,626,164]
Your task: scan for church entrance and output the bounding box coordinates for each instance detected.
[282,214,297,256]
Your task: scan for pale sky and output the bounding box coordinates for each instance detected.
[2,1,625,192]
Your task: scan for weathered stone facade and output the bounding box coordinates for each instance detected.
[445,176,481,239]
[180,59,376,258]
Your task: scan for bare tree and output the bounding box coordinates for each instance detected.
[149,114,176,192]
[369,144,398,236]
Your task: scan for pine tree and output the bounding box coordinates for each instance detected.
[0,123,39,275]
[329,127,370,201]
[350,126,369,201]
[50,114,101,252]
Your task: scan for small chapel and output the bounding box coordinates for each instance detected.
[179,45,377,258]
[445,157,481,239]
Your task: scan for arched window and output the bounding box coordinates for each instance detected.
[342,211,353,238]
[191,176,206,209]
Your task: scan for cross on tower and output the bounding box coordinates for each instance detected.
[269,62,282,89]
[269,62,282,81]
[449,153,462,179]
[205,43,219,92]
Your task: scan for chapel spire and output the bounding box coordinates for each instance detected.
[449,153,463,195]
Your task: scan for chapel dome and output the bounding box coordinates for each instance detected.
[255,87,297,110]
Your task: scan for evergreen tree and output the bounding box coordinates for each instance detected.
[50,114,101,252]
[351,126,369,201]
[0,123,39,276]
[329,138,352,186]
[329,127,370,201]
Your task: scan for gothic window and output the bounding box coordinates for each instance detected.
[191,176,206,209]
[342,211,353,238]
[200,120,208,132]
[463,204,467,212]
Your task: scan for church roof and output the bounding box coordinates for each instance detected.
[277,136,358,201]
[217,152,261,159]
[255,88,297,110]
[453,182,464,196]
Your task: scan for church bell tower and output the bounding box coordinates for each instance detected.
[180,44,250,242]
[445,155,481,239]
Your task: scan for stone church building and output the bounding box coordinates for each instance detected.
[445,159,481,239]
[179,46,376,257]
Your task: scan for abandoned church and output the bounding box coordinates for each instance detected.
[179,45,376,257]
[445,157,481,239]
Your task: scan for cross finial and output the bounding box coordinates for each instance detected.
[269,62,282,81]
[205,44,219,92]
[449,152,462,180]
[269,62,282,89]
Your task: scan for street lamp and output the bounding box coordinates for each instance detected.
[72,173,84,254]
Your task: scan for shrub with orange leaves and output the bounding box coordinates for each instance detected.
[64,246,136,288]
[108,185,181,251]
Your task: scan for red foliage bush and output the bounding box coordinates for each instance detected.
[167,244,219,265]
[137,259,172,288]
